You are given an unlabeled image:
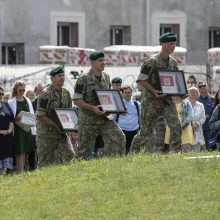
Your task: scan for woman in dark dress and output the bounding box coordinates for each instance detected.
[8,81,36,173]
[0,86,14,176]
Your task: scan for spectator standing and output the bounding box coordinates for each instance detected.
[209,101,220,150]
[26,89,37,171]
[73,51,126,159]
[26,90,36,102]
[32,83,44,112]
[36,66,75,167]
[209,87,220,117]
[8,81,35,173]
[188,87,206,151]
[131,32,181,152]
[0,86,14,175]
[197,81,214,150]
[114,86,140,154]
[164,96,194,152]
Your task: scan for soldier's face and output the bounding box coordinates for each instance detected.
[92,58,105,72]
[163,42,176,54]
[112,83,121,90]
[52,73,65,87]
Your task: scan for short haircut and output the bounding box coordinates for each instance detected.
[121,85,132,93]
[198,81,207,86]
[188,86,199,95]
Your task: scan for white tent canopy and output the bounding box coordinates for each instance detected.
[208,47,220,65]
[103,45,187,53]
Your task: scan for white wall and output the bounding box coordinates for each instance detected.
[0,0,220,64]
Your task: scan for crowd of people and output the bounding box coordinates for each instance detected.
[0,32,220,176]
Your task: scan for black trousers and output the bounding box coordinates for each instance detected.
[28,135,37,171]
[122,129,139,154]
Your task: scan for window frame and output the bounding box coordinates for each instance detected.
[110,26,124,45]
[50,12,85,47]
[151,12,186,48]
[57,22,71,46]
[209,27,220,48]
[1,43,24,64]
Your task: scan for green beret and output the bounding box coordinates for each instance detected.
[111,77,122,84]
[159,32,177,43]
[89,50,105,60]
[49,66,64,76]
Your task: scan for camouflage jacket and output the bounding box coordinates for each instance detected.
[73,68,111,122]
[137,53,178,103]
[36,84,72,137]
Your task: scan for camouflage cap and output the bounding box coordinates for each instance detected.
[89,50,105,60]
[49,66,64,76]
[111,77,122,84]
[159,32,177,43]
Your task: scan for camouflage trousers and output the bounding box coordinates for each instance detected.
[77,118,126,159]
[131,98,181,153]
[36,134,75,167]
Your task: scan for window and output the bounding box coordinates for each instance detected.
[110,26,131,45]
[51,12,85,47]
[160,24,180,46]
[151,12,186,47]
[209,28,220,48]
[1,43,24,64]
[57,22,78,47]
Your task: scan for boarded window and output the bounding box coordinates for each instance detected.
[209,28,220,48]
[110,26,131,45]
[1,43,24,64]
[57,22,78,47]
[160,24,180,46]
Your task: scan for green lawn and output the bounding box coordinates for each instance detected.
[0,152,220,220]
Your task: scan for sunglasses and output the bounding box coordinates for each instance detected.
[0,93,4,96]
[198,85,207,88]
[18,89,25,92]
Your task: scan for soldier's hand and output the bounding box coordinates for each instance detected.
[93,105,106,116]
[56,125,67,135]
[153,90,166,98]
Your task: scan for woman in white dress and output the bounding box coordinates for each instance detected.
[188,87,206,151]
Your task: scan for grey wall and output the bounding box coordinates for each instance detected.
[0,0,220,64]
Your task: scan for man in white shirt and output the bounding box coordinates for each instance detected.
[114,86,141,154]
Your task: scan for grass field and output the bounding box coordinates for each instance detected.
[0,152,220,220]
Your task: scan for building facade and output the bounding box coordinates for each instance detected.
[0,0,219,64]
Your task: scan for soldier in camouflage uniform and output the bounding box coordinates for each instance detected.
[36,66,75,167]
[73,51,126,159]
[131,32,182,152]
